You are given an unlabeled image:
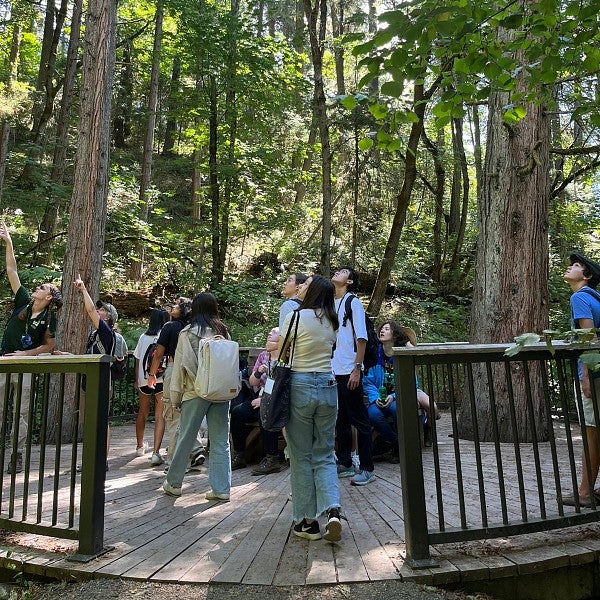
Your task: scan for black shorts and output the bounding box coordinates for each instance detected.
[139,383,164,395]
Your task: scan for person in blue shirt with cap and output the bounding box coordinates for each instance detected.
[563,251,600,506]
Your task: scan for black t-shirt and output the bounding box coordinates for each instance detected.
[156,319,186,359]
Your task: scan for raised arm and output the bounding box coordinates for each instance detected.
[0,222,21,293]
[73,275,101,330]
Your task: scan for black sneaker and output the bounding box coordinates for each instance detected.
[189,449,206,470]
[323,508,342,542]
[292,519,322,541]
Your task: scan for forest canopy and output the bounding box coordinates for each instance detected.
[0,0,600,346]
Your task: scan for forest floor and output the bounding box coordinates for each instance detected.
[21,578,490,600]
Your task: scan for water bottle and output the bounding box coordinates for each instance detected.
[376,385,387,408]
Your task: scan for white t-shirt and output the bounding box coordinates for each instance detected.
[331,293,367,376]
[133,332,161,387]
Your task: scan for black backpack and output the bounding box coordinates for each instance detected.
[143,341,167,379]
[343,294,379,374]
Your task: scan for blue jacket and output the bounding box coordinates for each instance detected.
[363,344,420,405]
[363,345,393,406]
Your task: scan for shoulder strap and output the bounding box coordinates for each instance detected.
[580,288,600,303]
[342,293,358,351]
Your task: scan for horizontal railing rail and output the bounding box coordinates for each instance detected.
[0,355,111,557]
[394,342,600,568]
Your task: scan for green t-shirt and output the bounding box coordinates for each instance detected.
[1,286,57,353]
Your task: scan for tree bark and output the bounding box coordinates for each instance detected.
[462,20,550,443]
[303,0,332,276]
[36,0,84,264]
[52,0,117,442]
[0,22,21,203]
[131,0,164,281]
[367,81,428,316]
[162,56,181,156]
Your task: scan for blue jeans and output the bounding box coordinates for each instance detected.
[287,371,340,522]
[368,401,398,447]
[166,397,231,495]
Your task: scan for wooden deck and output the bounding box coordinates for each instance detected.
[2,416,600,587]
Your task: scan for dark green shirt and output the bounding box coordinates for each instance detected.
[1,286,57,353]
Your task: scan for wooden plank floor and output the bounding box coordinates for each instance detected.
[2,416,600,586]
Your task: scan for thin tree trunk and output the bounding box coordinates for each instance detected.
[208,74,221,288]
[367,82,428,316]
[53,0,117,442]
[36,0,83,264]
[162,56,181,156]
[131,0,164,281]
[113,42,133,149]
[303,0,332,276]
[330,0,345,95]
[0,22,21,204]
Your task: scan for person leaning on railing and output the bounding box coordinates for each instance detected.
[0,222,63,474]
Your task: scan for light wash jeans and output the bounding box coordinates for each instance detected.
[0,372,33,451]
[166,396,231,495]
[287,371,340,522]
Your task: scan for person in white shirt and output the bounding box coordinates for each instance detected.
[331,266,375,487]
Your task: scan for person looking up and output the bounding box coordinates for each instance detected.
[279,272,307,331]
[0,222,62,473]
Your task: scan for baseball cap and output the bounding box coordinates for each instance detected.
[569,252,600,289]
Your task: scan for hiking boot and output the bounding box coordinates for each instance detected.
[189,449,206,470]
[163,480,182,497]
[350,470,376,486]
[323,507,342,542]
[7,452,22,474]
[150,452,164,466]
[292,519,322,541]
[231,451,246,470]
[337,463,355,478]
[251,455,281,475]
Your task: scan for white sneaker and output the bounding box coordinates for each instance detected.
[136,442,149,456]
[163,480,182,497]
[205,490,230,502]
[150,452,164,466]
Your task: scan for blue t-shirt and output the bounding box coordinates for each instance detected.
[570,286,600,379]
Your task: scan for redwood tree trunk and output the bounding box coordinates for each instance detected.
[53,0,117,442]
[462,25,550,442]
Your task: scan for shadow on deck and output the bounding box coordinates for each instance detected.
[1,419,600,587]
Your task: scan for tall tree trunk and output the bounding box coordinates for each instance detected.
[113,42,133,149]
[0,22,21,204]
[162,56,181,156]
[422,129,446,284]
[462,18,550,443]
[19,0,69,185]
[53,0,117,442]
[36,0,84,264]
[217,0,240,283]
[208,74,221,288]
[367,82,428,316]
[304,0,332,277]
[131,0,164,281]
[330,0,345,95]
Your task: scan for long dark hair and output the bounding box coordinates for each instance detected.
[379,320,409,346]
[299,275,338,330]
[189,292,228,337]
[145,308,169,336]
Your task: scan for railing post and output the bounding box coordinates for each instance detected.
[394,351,438,568]
[76,357,111,557]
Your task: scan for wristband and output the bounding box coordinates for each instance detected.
[253,371,262,379]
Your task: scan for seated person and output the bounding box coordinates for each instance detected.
[230,327,282,475]
[364,322,439,458]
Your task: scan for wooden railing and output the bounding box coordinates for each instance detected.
[394,342,600,568]
[0,355,111,558]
